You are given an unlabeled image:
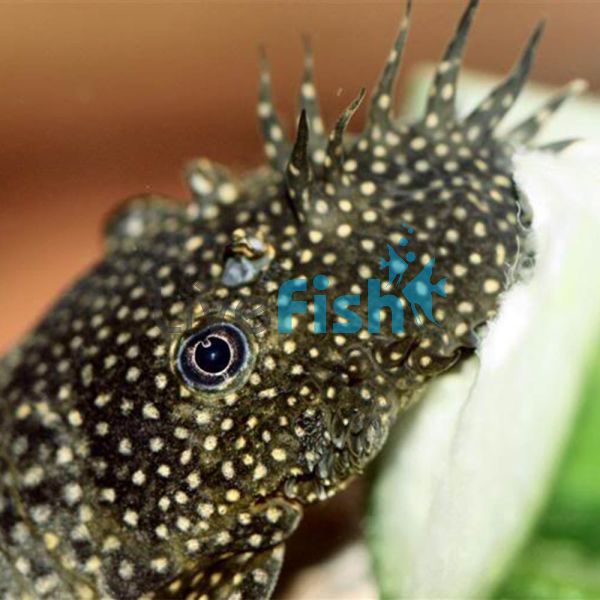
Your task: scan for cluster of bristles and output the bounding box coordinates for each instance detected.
[255,0,586,227]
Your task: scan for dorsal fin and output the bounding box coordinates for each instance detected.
[424,0,480,129]
[258,48,291,172]
[286,110,313,224]
[324,89,366,181]
[367,0,412,129]
[464,21,545,139]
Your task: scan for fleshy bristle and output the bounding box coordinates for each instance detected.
[258,48,291,171]
[464,20,546,139]
[299,36,327,165]
[424,0,480,126]
[324,88,366,181]
[507,79,588,146]
[537,138,582,154]
[286,110,313,223]
[367,0,412,129]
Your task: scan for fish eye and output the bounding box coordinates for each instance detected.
[175,321,252,393]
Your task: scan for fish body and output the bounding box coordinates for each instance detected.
[0,1,584,598]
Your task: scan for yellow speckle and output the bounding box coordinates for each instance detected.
[44,532,59,551]
[271,448,287,462]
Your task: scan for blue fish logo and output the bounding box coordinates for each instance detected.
[402,257,447,326]
[279,227,447,335]
[379,243,415,287]
[379,229,446,326]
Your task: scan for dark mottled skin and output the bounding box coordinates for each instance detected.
[0,1,582,598]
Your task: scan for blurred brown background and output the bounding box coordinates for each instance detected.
[1,0,598,353]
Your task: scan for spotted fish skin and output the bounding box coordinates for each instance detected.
[0,1,584,598]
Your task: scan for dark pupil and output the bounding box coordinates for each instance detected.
[195,336,231,374]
